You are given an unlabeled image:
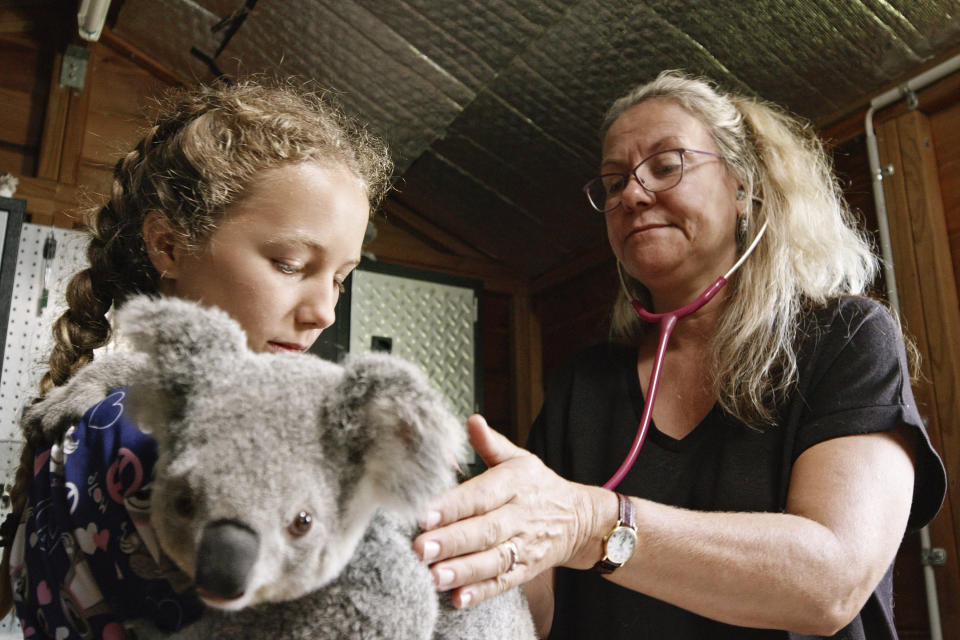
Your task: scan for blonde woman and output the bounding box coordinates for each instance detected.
[415,71,946,640]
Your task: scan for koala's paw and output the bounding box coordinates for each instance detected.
[20,385,86,447]
[21,352,147,447]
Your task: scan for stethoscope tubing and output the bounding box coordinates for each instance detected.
[603,221,768,490]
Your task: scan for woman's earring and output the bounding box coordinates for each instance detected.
[736,213,749,248]
[736,187,746,200]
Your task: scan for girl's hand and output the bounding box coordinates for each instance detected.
[412,414,610,608]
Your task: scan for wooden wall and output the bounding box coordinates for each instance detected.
[872,75,960,640]
[2,5,958,638]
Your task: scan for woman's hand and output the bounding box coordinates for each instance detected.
[413,414,610,608]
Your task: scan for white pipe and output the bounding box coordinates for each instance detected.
[864,50,960,640]
[77,0,112,42]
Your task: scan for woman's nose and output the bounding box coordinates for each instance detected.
[619,173,655,210]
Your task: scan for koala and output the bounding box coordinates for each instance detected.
[23,295,536,639]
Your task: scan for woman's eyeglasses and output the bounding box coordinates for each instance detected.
[582,148,723,213]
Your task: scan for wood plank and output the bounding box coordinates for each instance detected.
[526,303,542,442]
[57,67,94,186]
[14,175,86,224]
[98,26,188,87]
[82,108,144,166]
[878,114,960,639]
[0,36,44,93]
[75,163,113,203]
[0,87,41,146]
[367,214,524,293]
[531,239,612,294]
[511,291,542,446]
[930,103,960,299]
[0,8,35,35]
[876,117,950,640]
[0,144,35,176]
[88,41,174,118]
[897,111,960,549]
[382,198,488,260]
[480,290,514,440]
[35,51,70,180]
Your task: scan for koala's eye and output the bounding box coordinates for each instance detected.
[288,511,313,537]
[172,488,195,519]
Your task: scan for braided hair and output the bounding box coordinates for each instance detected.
[0,79,392,615]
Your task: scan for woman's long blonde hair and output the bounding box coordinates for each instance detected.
[0,79,392,616]
[604,70,877,427]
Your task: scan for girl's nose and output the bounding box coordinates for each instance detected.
[298,283,338,330]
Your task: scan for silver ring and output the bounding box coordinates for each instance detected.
[503,540,519,574]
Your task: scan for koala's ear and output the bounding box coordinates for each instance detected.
[337,354,467,517]
[116,295,249,385]
[115,295,250,430]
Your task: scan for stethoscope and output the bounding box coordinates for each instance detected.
[603,219,769,490]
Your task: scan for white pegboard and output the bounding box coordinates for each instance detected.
[0,224,88,446]
[0,223,87,634]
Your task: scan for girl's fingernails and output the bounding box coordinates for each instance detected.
[459,590,472,608]
[435,567,455,589]
[421,540,439,562]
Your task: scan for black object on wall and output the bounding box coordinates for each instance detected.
[0,197,26,387]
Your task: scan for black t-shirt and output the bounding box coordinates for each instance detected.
[527,296,946,640]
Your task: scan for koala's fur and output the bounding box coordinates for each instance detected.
[23,296,535,639]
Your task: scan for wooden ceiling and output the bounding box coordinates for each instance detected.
[99,0,960,278]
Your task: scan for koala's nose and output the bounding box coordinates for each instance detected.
[195,520,259,601]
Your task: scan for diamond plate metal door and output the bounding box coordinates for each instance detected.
[348,266,479,424]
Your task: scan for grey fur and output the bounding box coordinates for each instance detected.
[23,296,535,639]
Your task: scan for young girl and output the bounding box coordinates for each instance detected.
[0,80,392,638]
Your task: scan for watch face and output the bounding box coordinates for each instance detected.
[606,526,637,565]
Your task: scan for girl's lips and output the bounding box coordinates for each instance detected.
[268,342,307,353]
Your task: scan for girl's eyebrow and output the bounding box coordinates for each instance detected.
[263,233,326,252]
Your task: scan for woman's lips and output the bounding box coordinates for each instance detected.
[628,223,671,237]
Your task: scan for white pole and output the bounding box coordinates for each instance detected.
[863,50,960,640]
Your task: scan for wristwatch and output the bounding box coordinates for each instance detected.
[592,492,637,574]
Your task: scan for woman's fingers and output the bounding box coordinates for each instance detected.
[431,537,523,593]
[448,548,526,609]
[465,414,522,467]
[416,506,508,563]
[412,414,602,608]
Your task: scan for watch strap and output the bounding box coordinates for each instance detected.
[592,492,636,574]
[618,491,636,529]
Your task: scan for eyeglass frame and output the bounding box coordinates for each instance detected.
[582,148,725,213]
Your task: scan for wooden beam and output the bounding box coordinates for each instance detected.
[510,290,541,446]
[36,51,71,181]
[98,26,187,87]
[57,64,93,186]
[14,175,87,227]
[877,112,960,638]
[531,240,612,294]
[382,198,490,260]
[369,243,524,294]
